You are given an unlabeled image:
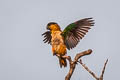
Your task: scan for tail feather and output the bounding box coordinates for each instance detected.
[59,57,67,68]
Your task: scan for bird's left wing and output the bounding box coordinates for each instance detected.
[42,31,52,44]
[61,18,94,50]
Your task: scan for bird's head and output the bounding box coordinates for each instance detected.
[46,22,61,31]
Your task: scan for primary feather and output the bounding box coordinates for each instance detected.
[62,18,94,50]
[42,31,52,44]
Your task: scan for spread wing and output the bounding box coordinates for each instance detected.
[62,18,94,50]
[42,31,52,44]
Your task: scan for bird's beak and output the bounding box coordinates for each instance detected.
[46,26,50,30]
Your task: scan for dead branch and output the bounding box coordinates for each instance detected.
[99,59,108,80]
[56,49,108,80]
[79,59,98,80]
[56,49,92,80]
[79,59,108,80]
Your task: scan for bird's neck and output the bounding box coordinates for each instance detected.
[51,25,61,33]
[50,24,61,31]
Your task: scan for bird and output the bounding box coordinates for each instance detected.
[42,18,94,68]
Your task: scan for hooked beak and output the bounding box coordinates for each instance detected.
[46,26,50,30]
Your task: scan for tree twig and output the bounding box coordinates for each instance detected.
[56,49,108,80]
[79,59,108,80]
[79,59,99,80]
[99,59,108,80]
[63,49,92,80]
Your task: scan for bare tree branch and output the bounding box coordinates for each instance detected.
[79,59,99,80]
[99,59,108,80]
[79,59,108,80]
[63,49,92,80]
[56,49,108,80]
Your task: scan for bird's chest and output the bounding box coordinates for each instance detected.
[51,31,64,45]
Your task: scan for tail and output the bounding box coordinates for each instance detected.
[59,57,67,68]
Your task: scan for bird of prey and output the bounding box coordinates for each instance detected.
[42,18,94,68]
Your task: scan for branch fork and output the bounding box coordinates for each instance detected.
[56,49,108,80]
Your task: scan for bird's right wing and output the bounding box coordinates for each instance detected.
[42,31,52,44]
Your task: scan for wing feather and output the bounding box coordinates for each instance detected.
[62,18,94,50]
[42,31,52,44]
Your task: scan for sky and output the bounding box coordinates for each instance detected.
[0,0,120,80]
